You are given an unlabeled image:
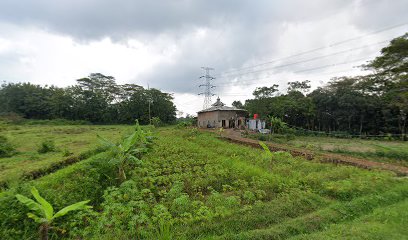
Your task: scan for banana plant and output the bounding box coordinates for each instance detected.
[15,187,91,240]
[98,120,151,182]
[259,141,273,160]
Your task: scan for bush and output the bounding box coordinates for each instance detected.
[0,112,25,124]
[37,140,57,154]
[151,117,162,127]
[176,121,192,129]
[0,136,16,158]
[62,148,73,157]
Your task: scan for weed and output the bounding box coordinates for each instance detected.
[62,149,73,157]
[38,140,57,154]
[0,136,17,157]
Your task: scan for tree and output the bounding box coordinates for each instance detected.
[232,100,244,109]
[0,73,177,125]
[364,33,408,137]
[287,80,311,94]
[252,84,279,99]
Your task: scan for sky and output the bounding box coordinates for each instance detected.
[0,0,407,117]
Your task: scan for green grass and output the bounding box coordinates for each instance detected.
[0,124,132,184]
[264,135,408,167]
[290,199,408,240]
[1,126,407,239]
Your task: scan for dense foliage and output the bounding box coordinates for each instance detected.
[244,33,407,136]
[0,73,177,124]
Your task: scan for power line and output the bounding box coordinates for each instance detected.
[294,56,370,73]
[198,67,216,109]
[215,22,408,76]
[217,68,367,88]
[217,40,388,80]
[215,46,380,87]
[216,55,374,92]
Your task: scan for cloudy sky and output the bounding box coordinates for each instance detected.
[0,0,407,116]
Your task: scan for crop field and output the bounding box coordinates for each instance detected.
[0,123,132,184]
[253,134,408,167]
[1,125,407,239]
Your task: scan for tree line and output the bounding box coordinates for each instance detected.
[235,33,407,136]
[0,73,177,124]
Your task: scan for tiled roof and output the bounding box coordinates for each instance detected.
[197,97,247,113]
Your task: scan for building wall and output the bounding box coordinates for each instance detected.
[197,111,219,128]
[247,119,266,130]
[197,110,247,128]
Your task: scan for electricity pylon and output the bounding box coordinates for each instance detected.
[198,67,216,109]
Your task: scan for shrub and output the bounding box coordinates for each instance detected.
[269,117,287,134]
[176,121,192,129]
[0,112,24,124]
[62,148,73,157]
[37,140,57,154]
[0,136,16,158]
[151,117,162,127]
[183,127,200,138]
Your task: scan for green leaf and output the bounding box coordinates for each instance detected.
[259,141,273,159]
[30,187,54,221]
[127,155,140,163]
[122,131,139,152]
[52,200,92,220]
[27,213,46,224]
[15,194,44,217]
[122,120,147,152]
[97,134,116,148]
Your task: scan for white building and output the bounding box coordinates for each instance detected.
[247,119,266,131]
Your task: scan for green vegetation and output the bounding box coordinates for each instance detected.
[0,123,132,184]
[0,33,407,239]
[16,187,91,240]
[37,140,57,154]
[97,120,153,183]
[0,136,16,158]
[0,73,176,125]
[265,135,408,167]
[1,126,407,239]
[243,33,407,137]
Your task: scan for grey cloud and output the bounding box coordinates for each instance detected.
[0,0,355,41]
[1,0,407,96]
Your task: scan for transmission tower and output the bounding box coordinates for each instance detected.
[198,67,216,109]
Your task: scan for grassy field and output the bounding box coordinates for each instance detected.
[1,125,407,239]
[254,134,408,167]
[0,123,132,184]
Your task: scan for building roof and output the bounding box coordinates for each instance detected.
[197,97,247,113]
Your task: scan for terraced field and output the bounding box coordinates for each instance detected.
[1,126,407,239]
[0,124,132,184]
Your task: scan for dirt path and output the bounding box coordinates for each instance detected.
[220,129,408,176]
